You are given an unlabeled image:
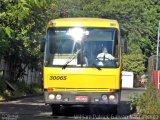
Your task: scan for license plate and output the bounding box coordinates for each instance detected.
[75,96,88,101]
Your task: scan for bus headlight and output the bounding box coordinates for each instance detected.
[48,94,55,100]
[109,95,115,101]
[56,94,62,100]
[101,95,108,101]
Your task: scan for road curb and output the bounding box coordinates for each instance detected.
[122,87,146,91]
[0,93,43,102]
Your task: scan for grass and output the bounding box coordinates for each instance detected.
[0,79,7,100]
[0,79,42,100]
[130,81,160,115]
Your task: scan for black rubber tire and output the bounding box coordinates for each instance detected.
[50,104,61,116]
[109,105,118,116]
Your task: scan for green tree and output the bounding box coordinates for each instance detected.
[0,0,56,80]
[123,54,146,75]
[102,0,159,56]
[123,54,146,86]
[1,0,160,81]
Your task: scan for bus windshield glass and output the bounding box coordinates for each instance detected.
[45,27,119,68]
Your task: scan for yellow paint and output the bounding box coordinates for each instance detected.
[44,18,122,93]
[44,67,121,92]
[47,18,119,29]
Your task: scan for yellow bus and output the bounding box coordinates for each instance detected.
[41,18,123,115]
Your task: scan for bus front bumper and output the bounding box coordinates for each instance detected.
[44,91,120,105]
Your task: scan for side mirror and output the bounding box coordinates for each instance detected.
[40,38,45,52]
[122,38,127,54]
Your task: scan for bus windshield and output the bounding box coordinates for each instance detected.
[45,27,119,68]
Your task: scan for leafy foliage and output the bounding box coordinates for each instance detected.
[123,54,146,76]
[52,0,160,76]
[0,0,55,80]
[0,0,160,78]
[0,80,42,99]
[1,0,160,114]
[102,0,159,56]
[130,83,160,115]
[0,79,7,94]
[14,80,42,95]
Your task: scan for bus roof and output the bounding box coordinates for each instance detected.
[47,18,119,29]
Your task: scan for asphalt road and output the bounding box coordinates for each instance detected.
[0,88,145,120]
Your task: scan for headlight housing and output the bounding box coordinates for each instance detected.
[48,94,55,100]
[109,94,115,101]
[56,94,62,100]
[101,95,108,101]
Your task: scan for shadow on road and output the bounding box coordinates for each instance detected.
[35,101,135,119]
[0,94,137,120]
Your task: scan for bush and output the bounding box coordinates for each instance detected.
[123,54,146,76]
[14,81,30,94]
[123,54,146,87]
[130,83,160,115]
[0,79,7,94]
[28,83,42,94]
[0,80,42,100]
[14,81,42,95]
[0,79,12,99]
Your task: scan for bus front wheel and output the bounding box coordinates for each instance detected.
[109,105,118,116]
[50,104,61,116]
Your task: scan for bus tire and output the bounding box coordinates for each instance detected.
[102,105,118,116]
[110,105,118,116]
[50,104,61,116]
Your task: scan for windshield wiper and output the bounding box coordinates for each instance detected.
[62,49,81,69]
[93,63,101,70]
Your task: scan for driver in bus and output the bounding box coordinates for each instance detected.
[97,47,114,61]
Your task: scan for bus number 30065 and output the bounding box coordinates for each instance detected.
[49,76,67,80]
